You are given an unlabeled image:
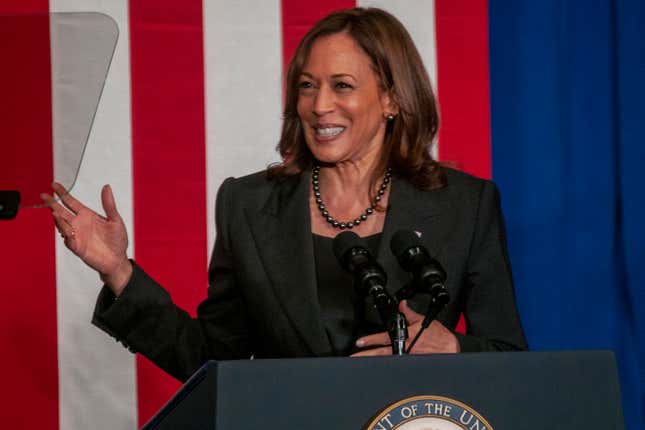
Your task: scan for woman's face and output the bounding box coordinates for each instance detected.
[297,32,393,166]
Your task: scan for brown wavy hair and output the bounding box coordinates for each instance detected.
[268,7,445,192]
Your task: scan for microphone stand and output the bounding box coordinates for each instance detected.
[389,312,408,355]
[364,277,408,355]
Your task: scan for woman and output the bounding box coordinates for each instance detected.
[42,8,526,382]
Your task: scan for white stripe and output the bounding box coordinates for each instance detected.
[50,1,137,429]
[203,0,283,253]
[358,0,439,158]
[358,0,438,88]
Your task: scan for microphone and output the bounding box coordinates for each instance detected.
[332,231,388,299]
[390,230,449,306]
[333,231,407,355]
[390,230,450,354]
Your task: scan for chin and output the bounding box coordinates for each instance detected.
[309,152,343,165]
[310,146,352,164]
[305,142,344,165]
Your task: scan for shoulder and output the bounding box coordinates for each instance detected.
[395,167,501,218]
[222,169,271,189]
[217,168,304,210]
[439,166,500,204]
[441,166,495,190]
[434,167,503,224]
[222,168,303,191]
[219,169,276,196]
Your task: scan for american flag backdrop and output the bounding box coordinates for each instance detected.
[1,1,643,430]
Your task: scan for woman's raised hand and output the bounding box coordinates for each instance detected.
[41,183,132,295]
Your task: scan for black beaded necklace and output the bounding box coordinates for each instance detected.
[312,165,392,230]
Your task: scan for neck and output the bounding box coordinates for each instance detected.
[311,162,391,231]
[318,157,382,197]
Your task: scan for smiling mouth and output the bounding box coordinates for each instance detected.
[315,126,345,138]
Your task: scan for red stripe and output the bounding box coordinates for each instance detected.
[281,0,356,70]
[435,0,492,334]
[0,2,59,429]
[129,1,207,425]
[435,0,492,180]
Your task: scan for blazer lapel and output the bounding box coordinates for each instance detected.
[245,172,332,356]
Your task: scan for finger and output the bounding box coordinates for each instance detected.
[41,193,77,223]
[52,182,84,214]
[56,209,75,227]
[53,213,77,242]
[41,192,67,213]
[51,212,66,232]
[399,300,423,324]
[356,331,391,348]
[351,347,392,357]
[101,184,121,221]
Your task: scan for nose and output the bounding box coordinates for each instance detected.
[313,85,334,116]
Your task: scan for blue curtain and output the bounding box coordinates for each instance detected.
[489,1,644,429]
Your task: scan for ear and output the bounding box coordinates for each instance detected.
[380,89,400,117]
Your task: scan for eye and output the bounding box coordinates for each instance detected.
[335,81,353,90]
[298,81,315,91]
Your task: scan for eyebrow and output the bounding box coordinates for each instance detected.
[299,72,357,80]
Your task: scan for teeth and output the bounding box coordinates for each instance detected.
[316,127,345,137]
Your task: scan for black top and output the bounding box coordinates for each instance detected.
[313,233,383,355]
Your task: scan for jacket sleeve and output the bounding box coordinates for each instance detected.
[92,177,252,382]
[454,180,528,352]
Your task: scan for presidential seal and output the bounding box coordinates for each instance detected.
[365,395,493,430]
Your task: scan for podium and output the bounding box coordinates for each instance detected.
[142,350,624,429]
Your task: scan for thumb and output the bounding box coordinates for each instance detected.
[101,184,121,221]
[398,300,423,323]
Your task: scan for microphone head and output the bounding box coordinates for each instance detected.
[390,230,423,258]
[390,229,430,270]
[332,231,364,269]
[333,231,388,297]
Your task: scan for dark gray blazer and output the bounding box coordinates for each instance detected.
[93,168,527,381]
